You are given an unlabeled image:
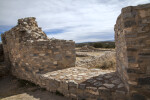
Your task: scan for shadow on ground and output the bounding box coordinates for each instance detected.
[0,76,70,100]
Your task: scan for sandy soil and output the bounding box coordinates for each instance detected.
[0,76,70,100]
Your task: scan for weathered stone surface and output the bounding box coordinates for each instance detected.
[115,3,150,100]
[103,83,115,89]
[0,3,150,100]
[124,20,136,28]
[38,67,127,100]
[138,77,150,85]
[1,17,76,79]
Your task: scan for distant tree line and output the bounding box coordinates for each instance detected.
[76,41,115,48]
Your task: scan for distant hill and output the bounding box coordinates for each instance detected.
[76,41,115,48]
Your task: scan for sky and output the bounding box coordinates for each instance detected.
[0,0,150,43]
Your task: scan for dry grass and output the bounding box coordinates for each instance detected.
[94,52,116,70]
[76,51,116,70]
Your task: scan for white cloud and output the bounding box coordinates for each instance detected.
[0,0,150,43]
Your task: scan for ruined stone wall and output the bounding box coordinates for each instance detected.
[115,3,150,99]
[1,17,76,82]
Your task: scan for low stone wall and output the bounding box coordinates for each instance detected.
[1,17,76,81]
[33,67,127,100]
[115,3,150,99]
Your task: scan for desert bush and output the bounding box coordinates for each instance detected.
[95,54,116,69]
[76,41,115,48]
[93,52,116,70]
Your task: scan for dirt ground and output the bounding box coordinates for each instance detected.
[0,76,70,100]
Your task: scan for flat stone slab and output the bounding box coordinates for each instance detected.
[34,67,127,100]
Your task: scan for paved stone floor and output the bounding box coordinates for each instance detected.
[35,67,127,100]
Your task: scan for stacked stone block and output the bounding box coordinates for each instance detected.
[1,17,75,82]
[115,3,150,100]
[0,3,150,99]
[35,67,127,100]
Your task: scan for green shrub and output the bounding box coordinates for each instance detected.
[76,41,115,48]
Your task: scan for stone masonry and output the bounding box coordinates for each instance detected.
[115,3,150,100]
[0,3,150,100]
[0,17,128,100]
[37,67,127,100]
[1,17,76,81]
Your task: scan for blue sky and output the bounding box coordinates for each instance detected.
[0,0,150,43]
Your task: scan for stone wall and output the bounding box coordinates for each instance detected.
[1,17,76,82]
[115,3,150,99]
[0,3,150,100]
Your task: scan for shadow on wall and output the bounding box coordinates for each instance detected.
[77,71,127,100]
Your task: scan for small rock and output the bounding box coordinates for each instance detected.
[66,74,72,77]
[94,82,102,87]
[79,83,86,89]
[23,22,27,25]
[98,87,110,95]
[96,77,103,81]
[68,80,78,87]
[103,83,115,88]
[115,90,125,95]
[98,87,107,90]
[50,73,58,76]
[105,75,112,79]
[59,76,65,79]
[112,79,121,84]
[75,77,82,81]
[104,80,109,83]
[78,73,86,76]
[87,79,96,83]
[118,83,124,88]
[86,86,97,90]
